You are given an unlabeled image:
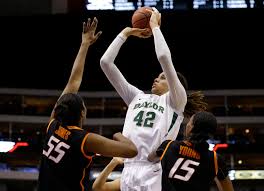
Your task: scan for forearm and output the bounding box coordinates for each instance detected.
[71,43,90,81]
[101,34,126,66]
[113,133,138,157]
[113,132,133,144]
[100,33,141,105]
[153,27,171,64]
[62,43,90,94]
[153,27,187,110]
[93,160,119,191]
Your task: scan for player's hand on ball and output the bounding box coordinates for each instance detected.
[147,7,161,29]
[82,17,102,45]
[122,27,152,38]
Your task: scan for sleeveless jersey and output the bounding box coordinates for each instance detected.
[122,92,184,163]
[38,119,94,191]
[157,140,228,191]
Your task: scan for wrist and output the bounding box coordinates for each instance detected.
[81,42,91,47]
[110,159,119,166]
[120,27,132,40]
[151,25,160,31]
[118,32,128,41]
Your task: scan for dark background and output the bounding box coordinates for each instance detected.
[0,9,263,91]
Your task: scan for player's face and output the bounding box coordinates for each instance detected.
[151,72,169,95]
[185,115,194,137]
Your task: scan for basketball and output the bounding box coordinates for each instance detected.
[131,6,152,29]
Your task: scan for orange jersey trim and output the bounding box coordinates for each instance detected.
[80,133,93,191]
[46,118,55,133]
[160,140,173,161]
[67,126,82,130]
[81,133,92,160]
[213,151,218,175]
[80,158,92,191]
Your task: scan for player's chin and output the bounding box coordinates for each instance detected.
[151,87,157,94]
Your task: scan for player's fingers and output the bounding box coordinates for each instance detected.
[143,33,152,38]
[141,30,152,38]
[94,31,102,40]
[82,22,86,33]
[152,7,159,13]
[145,8,153,13]
[86,18,91,28]
[142,28,151,33]
[145,28,151,32]
[91,17,98,29]
[133,28,148,32]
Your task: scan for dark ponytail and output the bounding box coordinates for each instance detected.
[185,91,208,118]
[177,72,207,118]
[53,93,85,127]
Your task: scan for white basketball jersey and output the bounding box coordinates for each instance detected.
[122,92,184,163]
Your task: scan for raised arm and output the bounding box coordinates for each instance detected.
[92,158,123,191]
[61,17,101,95]
[100,27,150,105]
[149,8,187,112]
[50,17,102,119]
[84,132,137,158]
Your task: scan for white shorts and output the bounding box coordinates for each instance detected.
[120,161,162,191]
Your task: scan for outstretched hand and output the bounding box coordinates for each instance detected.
[122,27,152,38]
[82,17,102,45]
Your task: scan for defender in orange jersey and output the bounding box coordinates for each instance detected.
[37,17,137,191]
[148,111,234,191]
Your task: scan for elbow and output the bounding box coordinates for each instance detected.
[127,146,138,158]
[100,56,109,69]
[157,52,171,64]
